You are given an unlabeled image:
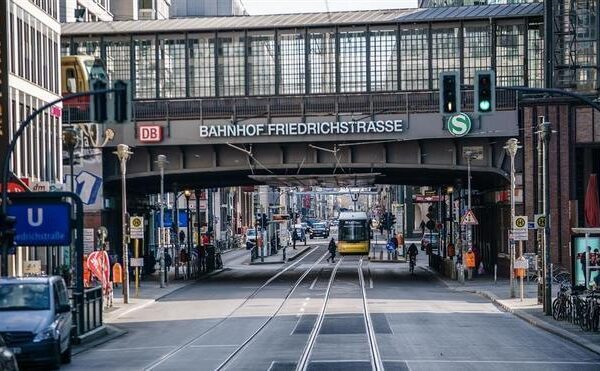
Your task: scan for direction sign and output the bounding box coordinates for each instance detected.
[460,209,479,225]
[130,216,144,239]
[513,215,528,230]
[447,112,472,137]
[7,202,72,246]
[535,214,546,229]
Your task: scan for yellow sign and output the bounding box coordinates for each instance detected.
[513,216,528,230]
[535,214,546,229]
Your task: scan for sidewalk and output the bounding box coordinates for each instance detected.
[249,245,312,265]
[426,267,600,355]
[368,241,406,263]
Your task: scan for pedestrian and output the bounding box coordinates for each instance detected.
[165,250,172,272]
[327,237,337,263]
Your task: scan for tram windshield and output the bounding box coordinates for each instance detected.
[339,220,368,242]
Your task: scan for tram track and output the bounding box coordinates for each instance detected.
[295,257,383,371]
[143,246,324,370]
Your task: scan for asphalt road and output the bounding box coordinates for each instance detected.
[64,239,600,371]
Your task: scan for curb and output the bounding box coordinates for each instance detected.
[249,246,312,265]
[73,325,127,356]
[424,266,600,356]
[287,246,312,262]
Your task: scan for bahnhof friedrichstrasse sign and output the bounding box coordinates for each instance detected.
[199,120,405,138]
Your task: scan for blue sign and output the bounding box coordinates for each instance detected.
[7,202,72,246]
[154,210,188,228]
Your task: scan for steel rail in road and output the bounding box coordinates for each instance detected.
[295,257,343,371]
[358,258,384,371]
[144,246,320,370]
[215,251,329,370]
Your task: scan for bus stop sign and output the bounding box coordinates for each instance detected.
[7,202,72,246]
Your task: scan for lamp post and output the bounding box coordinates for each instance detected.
[114,144,133,304]
[62,128,78,193]
[505,138,521,299]
[463,150,477,280]
[155,155,168,288]
[184,189,192,279]
[540,120,552,315]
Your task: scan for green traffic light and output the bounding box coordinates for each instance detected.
[479,100,491,111]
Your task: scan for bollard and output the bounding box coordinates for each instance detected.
[379,250,383,260]
[494,264,497,284]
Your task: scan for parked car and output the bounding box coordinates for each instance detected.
[421,232,440,251]
[245,228,258,249]
[0,276,72,369]
[0,334,19,371]
[310,223,330,239]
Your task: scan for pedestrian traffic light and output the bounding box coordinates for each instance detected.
[113,80,131,123]
[439,71,460,114]
[475,70,495,113]
[90,78,108,123]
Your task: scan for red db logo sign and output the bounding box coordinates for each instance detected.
[139,125,162,143]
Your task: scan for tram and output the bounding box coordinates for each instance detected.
[337,211,371,255]
[61,55,108,110]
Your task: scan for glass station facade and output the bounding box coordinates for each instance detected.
[62,8,545,100]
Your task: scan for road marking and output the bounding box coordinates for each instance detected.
[97,346,175,352]
[369,276,374,289]
[188,344,240,348]
[309,276,319,290]
[397,360,600,365]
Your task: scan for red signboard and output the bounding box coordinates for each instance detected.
[139,125,163,143]
[0,181,27,193]
[414,194,442,203]
[50,106,62,118]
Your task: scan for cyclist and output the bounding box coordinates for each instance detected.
[408,243,418,274]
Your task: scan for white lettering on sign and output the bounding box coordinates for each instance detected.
[199,120,405,138]
[139,125,163,142]
[27,208,43,227]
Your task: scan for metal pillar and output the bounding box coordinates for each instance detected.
[541,120,552,315]
[114,144,132,304]
[156,155,167,288]
[505,138,521,299]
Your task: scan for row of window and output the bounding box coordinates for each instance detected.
[9,2,61,95]
[9,88,62,183]
[28,0,59,20]
[64,22,545,99]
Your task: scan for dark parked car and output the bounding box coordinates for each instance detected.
[0,276,72,369]
[309,223,330,239]
[0,334,19,371]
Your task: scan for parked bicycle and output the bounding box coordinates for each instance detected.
[552,283,571,321]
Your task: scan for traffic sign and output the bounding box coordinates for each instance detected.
[447,112,472,137]
[514,256,529,269]
[535,214,546,229]
[513,215,528,230]
[7,202,72,246]
[460,209,479,225]
[130,216,144,239]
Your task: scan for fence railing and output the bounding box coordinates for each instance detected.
[71,285,103,341]
[64,89,517,124]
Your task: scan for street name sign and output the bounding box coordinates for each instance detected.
[447,113,472,137]
[7,202,72,246]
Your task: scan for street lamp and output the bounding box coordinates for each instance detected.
[184,189,192,279]
[62,128,78,193]
[540,120,552,315]
[463,150,477,280]
[155,154,168,288]
[114,144,133,304]
[505,138,521,299]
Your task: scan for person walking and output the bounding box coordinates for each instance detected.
[327,237,337,263]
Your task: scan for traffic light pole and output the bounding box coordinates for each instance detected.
[0,88,118,276]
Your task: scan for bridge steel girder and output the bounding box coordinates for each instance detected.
[102,138,511,196]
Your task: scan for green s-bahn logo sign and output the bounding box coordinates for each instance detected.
[447,112,472,137]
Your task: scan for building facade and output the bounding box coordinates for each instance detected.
[170,0,246,18]
[60,0,112,22]
[0,0,63,276]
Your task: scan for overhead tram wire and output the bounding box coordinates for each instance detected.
[143,248,320,370]
[215,251,330,370]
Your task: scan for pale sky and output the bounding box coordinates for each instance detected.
[240,0,418,15]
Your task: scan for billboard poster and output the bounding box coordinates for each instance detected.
[573,236,600,286]
[63,124,105,210]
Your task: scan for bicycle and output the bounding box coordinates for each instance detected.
[552,283,571,321]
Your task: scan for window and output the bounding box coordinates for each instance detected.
[496,24,525,86]
[189,34,216,97]
[248,33,276,96]
[339,29,367,92]
[527,22,544,88]
[135,37,157,98]
[218,34,245,96]
[431,27,460,89]
[400,26,429,91]
[370,29,397,92]
[309,31,336,94]
[105,38,131,86]
[463,25,491,85]
[279,31,305,95]
[160,37,186,98]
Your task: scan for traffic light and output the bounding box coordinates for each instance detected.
[0,214,17,248]
[113,80,131,123]
[390,214,396,226]
[439,71,460,114]
[475,70,495,113]
[260,213,268,228]
[90,78,108,123]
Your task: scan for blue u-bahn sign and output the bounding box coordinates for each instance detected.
[7,202,72,246]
